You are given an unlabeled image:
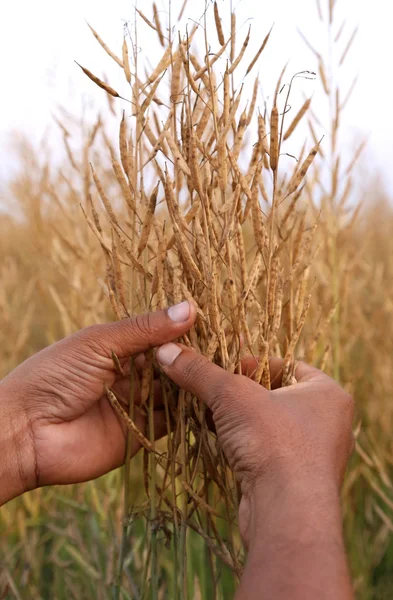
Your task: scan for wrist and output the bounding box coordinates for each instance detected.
[0,380,37,505]
[237,469,352,600]
[240,464,342,549]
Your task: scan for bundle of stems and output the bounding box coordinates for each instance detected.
[78,2,321,597]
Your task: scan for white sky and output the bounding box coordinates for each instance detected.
[0,0,392,190]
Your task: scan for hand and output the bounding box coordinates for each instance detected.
[0,302,196,503]
[156,344,354,545]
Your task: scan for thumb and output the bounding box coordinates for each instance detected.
[75,301,197,359]
[156,343,237,412]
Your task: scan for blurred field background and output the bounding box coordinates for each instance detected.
[1,0,393,598]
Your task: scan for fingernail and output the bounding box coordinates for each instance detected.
[156,343,182,366]
[168,301,190,323]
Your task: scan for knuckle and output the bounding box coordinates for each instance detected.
[75,324,107,355]
[80,323,102,339]
[131,313,155,344]
[180,354,209,385]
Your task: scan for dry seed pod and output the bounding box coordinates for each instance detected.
[193,39,230,82]
[318,59,330,95]
[112,159,137,215]
[247,76,259,125]
[287,142,320,196]
[165,131,192,177]
[75,62,120,98]
[137,182,159,256]
[228,26,251,75]
[115,228,153,281]
[232,108,248,159]
[143,46,172,87]
[178,43,200,95]
[87,23,123,67]
[153,3,165,46]
[136,8,156,31]
[230,13,236,63]
[81,204,111,256]
[227,149,252,202]
[140,74,165,115]
[251,165,267,252]
[217,85,243,145]
[269,105,279,171]
[105,386,160,455]
[119,112,129,176]
[163,172,202,281]
[87,194,102,234]
[189,54,211,89]
[111,233,128,311]
[111,351,125,376]
[122,38,131,84]
[195,100,213,139]
[167,201,201,250]
[283,97,312,141]
[91,165,121,229]
[272,279,284,335]
[246,26,272,75]
[214,2,225,46]
[171,53,183,103]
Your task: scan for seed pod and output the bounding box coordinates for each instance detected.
[75,62,120,97]
[112,159,137,215]
[217,85,243,145]
[141,73,165,115]
[87,23,123,68]
[122,38,131,84]
[287,142,320,196]
[119,112,129,177]
[246,26,272,75]
[228,26,251,75]
[91,165,120,229]
[232,109,248,160]
[143,46,172,88]
[272,279,284,335]
[269,105,279,171]
[214,2,225,45]
[178,42,200,95]
[138,182,159,256]
[165,131,192,177]
[115,228,153,281]
[105,385,159,455]
[164,172,202,281]
[193,39,230,81]
[87,194,102,234]
[167,201,201,250]
[227,148,252,204]
[339,27,358,66]
[318,59,330,95]
[136,8,156,31]
[251,164,267,252]
[153,3,165,46]
[230,13,236,63]
[111,232,128,313]
[195,100,212,140]
[111,351,125,376]
[171,52,183,103]
[247,76,259,125]
[283,97,312,141]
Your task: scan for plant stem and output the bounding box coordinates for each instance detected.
[113,358,136,600]
[149,378,158,600]
[179,390,188,600]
